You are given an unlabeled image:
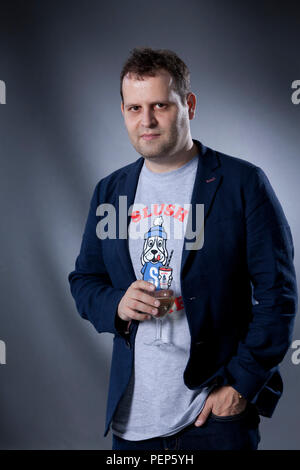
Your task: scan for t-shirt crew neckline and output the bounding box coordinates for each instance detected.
[141,153,199,180]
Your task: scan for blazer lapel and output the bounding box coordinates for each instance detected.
[116,156,144,285]
[180,140,222,279]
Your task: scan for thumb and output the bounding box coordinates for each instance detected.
[195,403,212,427]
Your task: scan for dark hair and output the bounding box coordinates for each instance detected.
[120,47,191,105]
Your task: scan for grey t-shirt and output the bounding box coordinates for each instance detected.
[111,154,214,441]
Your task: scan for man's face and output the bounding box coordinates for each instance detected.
[121,69,194,160]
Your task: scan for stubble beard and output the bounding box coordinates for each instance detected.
[131,127,179,161]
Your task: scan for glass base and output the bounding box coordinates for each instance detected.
[143,339,175,350]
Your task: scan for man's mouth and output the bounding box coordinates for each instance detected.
[141,134,160,141]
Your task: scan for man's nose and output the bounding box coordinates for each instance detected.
[141,108,157,127]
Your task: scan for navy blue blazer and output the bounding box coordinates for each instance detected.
[68,139,298,437]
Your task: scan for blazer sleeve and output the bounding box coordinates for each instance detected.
[68,181,130,337]
[224,166,298,401]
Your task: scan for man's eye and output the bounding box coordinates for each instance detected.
[129,104,166,111]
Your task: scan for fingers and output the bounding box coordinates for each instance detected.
[120,305,151,322]
[118,280,159,322]
[129,280,160,316]
[131,289,160,309]
[131,280,156,293]
[127,298,159,317]
[195,403,212,427]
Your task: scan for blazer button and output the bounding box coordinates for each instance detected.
[125,339,131,349]
[189,296,196,301]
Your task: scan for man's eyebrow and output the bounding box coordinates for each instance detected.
[124,100,170,108]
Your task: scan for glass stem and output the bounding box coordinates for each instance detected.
[158,319,162,340]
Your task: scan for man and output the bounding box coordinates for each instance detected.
[68,47,298,450]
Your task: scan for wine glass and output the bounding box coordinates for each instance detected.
[144,287,175,349]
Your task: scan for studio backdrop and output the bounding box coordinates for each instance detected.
[0,0,299,449]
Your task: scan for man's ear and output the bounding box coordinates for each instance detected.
[186,92,196,119]
[121,101,124,115]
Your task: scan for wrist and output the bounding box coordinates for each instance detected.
[231,386,244,400]
[115,312,131,334]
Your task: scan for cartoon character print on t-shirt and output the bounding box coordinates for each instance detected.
[140,216,173,291]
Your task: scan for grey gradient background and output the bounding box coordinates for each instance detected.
[0,0,299,449]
